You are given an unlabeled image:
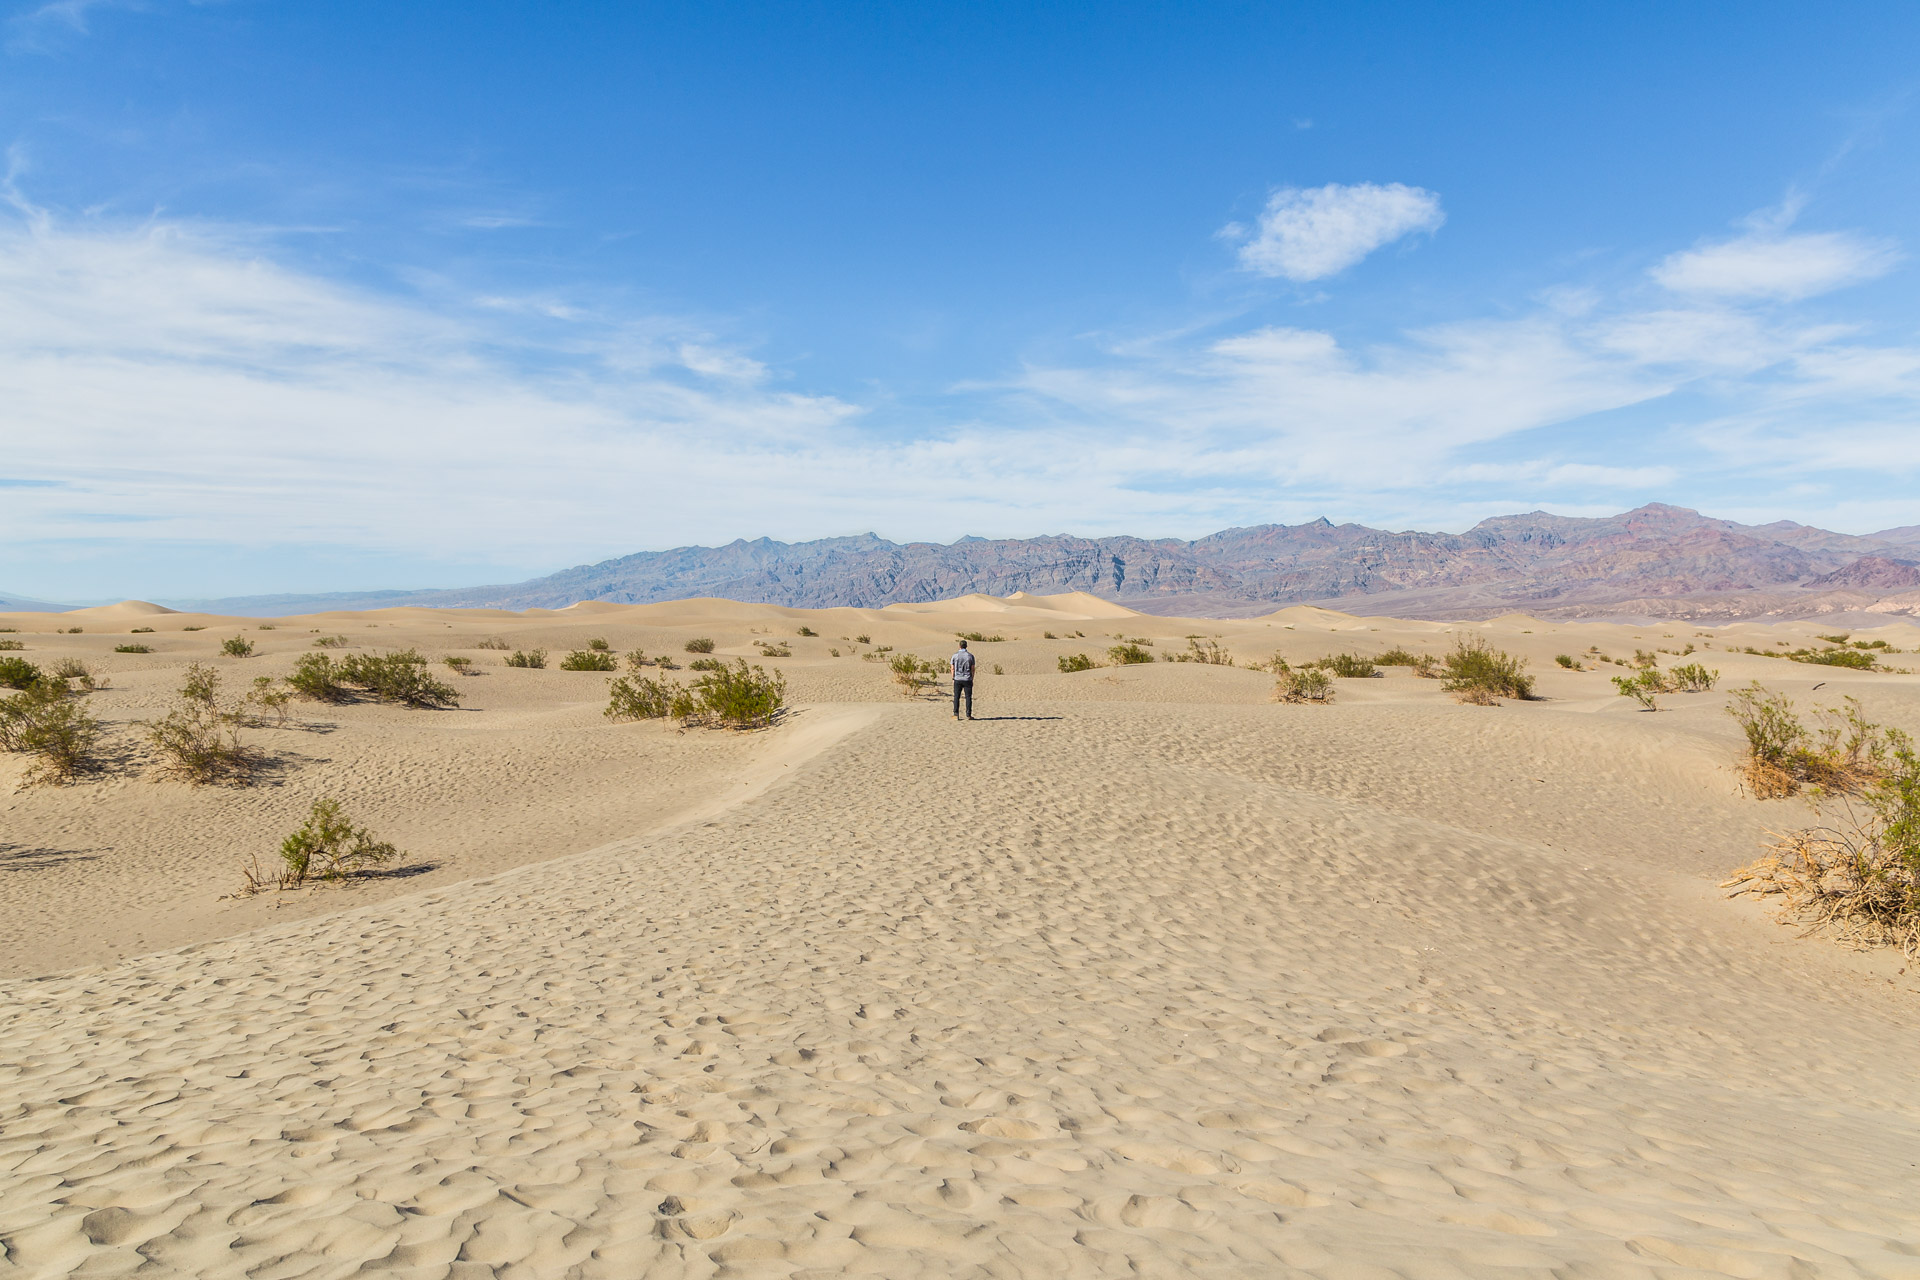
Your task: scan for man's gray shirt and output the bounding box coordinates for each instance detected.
[950,650,976,681]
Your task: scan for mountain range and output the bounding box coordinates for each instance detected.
[48,503,1911,622]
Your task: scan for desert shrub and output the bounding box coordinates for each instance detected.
[854,633,871,645]
[313,635,348,648]
[1275,668,1334,704]
[656,655,679,670]
[504,648,548,669]
[992,663,1003,675]
[797,626,817,637]
[685,637,716,654]
[1613,671,1665,711]
[246,676,294,724]
[0,640,21,651]
[1171,637,1233,665]
[443,655,474,673]
[1726,684,1905,799]
[829,648,840,657]
[0,656,41,689]
[145,668,257,786]
[63,626,82,634]
[1108,643,1154,665]
[1555,653,1580,669]
[605,674,682,722]
[586,637,610,651]
[560,649,619,671]
[1311,653,1378,678]
[257,624,276,631]
[1440,637,1534,702]
[337,650,459,708]
[689,657,725,671]
[53,658,101,691]
[115,643,152,654]
[1058,653,1097,673]
[130,627,153,634]
[755,640,793,657]
[1377,647,1422,666]
[253,798,399,890]
[287,653,346,701]
[0,678,101,785]
[889,653,941,697]
[1793,648,1877,670]
[687,659,786,728]
[476,636,510,650]
[182,625,204,632]
[957,631,1005,643]
[1669,662,1718,692]
[1725,744,1920,953]
[221,636,255,658]
[1633,648,1659,668]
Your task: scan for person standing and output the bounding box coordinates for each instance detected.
[949,639,976,720]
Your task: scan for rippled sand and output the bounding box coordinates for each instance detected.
[4,596,1920,1277]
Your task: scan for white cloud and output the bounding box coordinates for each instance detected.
[1652,230,1899,301]
[1229,182,1444,281]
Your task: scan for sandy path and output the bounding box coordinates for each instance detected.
[5,694,1920,1278]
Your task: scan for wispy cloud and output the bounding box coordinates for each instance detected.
[1224,182,1444,281]
[6,0,136,51]
[1653,229,1900,301]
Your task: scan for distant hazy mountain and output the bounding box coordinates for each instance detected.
[149,503,1920,621]
[0,591,74,613]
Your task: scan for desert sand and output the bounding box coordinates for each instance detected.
[4,593,1920,1277]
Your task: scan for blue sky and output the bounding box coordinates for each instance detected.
[3,1,1918,600]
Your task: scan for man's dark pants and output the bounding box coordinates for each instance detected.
[952,679,973,718]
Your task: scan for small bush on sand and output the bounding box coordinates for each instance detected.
[114,643,152,654]
[687,659,786,728]
[1440,637,1534,703]
[0,656,41,689]
[684,637,716,654]
[1669,662,1718,692]
[0,640,22,651]
[63,626,83,634]
[129,627,153,634]
[1555,653,1581,670]
[560,649,618,671]
[313,635,348,648]
[1310,653,1379,679]
[337,650,459,708]
[504,648,547,669]
[957,631,1005,643]
[241,798,399,892]
[443,656,474,674]
[796,626,818,637]
[476,636,510,650]
[1169,637,1233,665]
[0,677,102,785]
[689,657,725,671]
[221,636,255,658]
[245,676,294,724]
[890,653,941,697]
[1724,742,1920,953]
[1108,643,1154,665]
[1058,653,1097,673]
[287,653,346,701]
[1613,670,1665,711]
[1726,684,1902,799]
[586,637,611,651]
[855,633,871,645]
[1377,647,1423,667]
[1275,668,1334,704]
[145,666,257,786]
[755,640,792,657]
[605,674,683,722]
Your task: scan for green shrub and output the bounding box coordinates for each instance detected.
[130,626,153,634]
[246,675,294,724]
[605,674,681,721]
[1057,653,1096,673]
[687,659,787,728]
[889,653,940,697]
[443,655,473,673]
[0,678,101,785]
[1275,668,1334,703]
[1794,648,1877,670]
[262,798,399,889]
[854,633,871,645]
[287,653,347,701]
[257,624,276,631]
[504,648,547,669]
[1726,684,1906,799]
[63,626,82,634]
[1311,653,1378,678]
[1613,671,1664,711]
[337,650,459,708]
[1555,653,1580,669]
[560,649,619,671]
[0,656,41,689]
[796,626,818,637]
[221,636,255,658]
[182,625,204,632]
[689,657,725,671]
[53,657,100,690]
[476,636,510,650]
[684,637,716,654]
[1633,648,1659,668]
[656,655,679,670]
[755,640,792,657]
[1669,662,1719,692]
[1377,647,1422,666]
[0,640,22,651]
[114,643,152,654]
[1169,637,1233,665]
[144,668,257,786]
[957,631,1005,643]
[586,637,611,651]
[1107,643,1154,665]
[1440,637,1534,703]
[313,635,348,648]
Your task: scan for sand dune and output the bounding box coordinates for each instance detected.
[3,598,1920,1276]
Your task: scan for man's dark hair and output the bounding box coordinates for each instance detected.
[958,639,968,649]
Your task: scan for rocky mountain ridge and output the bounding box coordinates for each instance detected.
[127,503,1920,621]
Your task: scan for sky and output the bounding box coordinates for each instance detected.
[3,1,1919,602]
